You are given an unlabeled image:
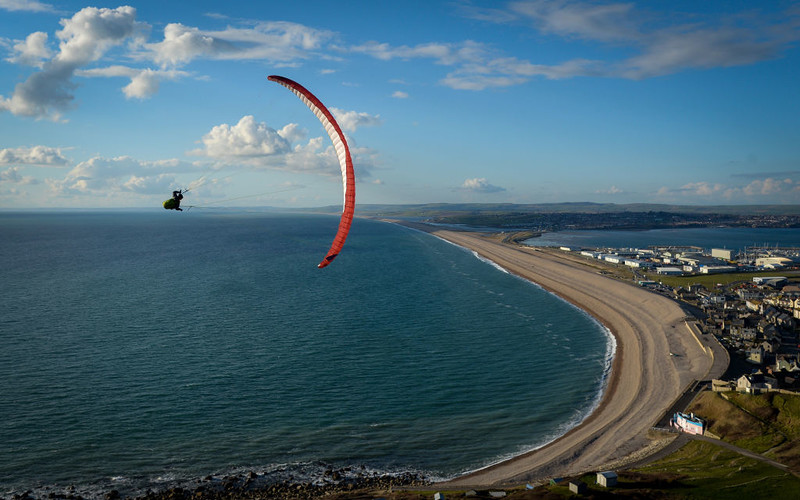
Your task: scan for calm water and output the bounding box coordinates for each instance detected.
[0,212,612,498]
[528,227,800,251]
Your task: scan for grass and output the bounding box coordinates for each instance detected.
[643,271,800,289]
[628,440,800,499]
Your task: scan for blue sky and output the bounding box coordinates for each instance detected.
[1,0,799,208]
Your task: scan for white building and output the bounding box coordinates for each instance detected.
[701,265,737,274]
[672,412,705,435]
[596,471,617,487]
[711,248,734,260]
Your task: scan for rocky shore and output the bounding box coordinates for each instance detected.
[6,467,430,500]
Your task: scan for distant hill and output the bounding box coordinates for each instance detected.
[299,203,800,230]
[306,202,800,217]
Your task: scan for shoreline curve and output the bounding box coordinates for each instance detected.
[391,222,725,487]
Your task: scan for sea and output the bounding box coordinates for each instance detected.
[0,212,614,499]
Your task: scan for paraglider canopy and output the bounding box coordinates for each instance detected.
[268,75,355,268]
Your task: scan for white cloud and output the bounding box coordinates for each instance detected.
[330,108,382,133]
[351,40,489,66]
[0,0,55,12]
[77,66,190,99]
[191,115,292,160]
[680,181,725,197]
[510,0,639,42]
[596,185,623,195]
[460,177,506,193]
[145,23,229,67]
[621,26,783,79]
[655,176,800,203]
[742,177,794,196]
[446,0,799,87]
[6,31,52,67]
[48,155,194,196]
[0,145,69,166]
[0,6,146,119]
[1,166,39,184]
[391,90,409,98]
[190,115,377,178]
[143,21,335,67]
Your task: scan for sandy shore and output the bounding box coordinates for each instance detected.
[394,224,725,488]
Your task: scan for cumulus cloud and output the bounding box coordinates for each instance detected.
[191,115,292,160]
[145,23,232,66]
[0,145,69,166]
[48,155,194,195]
[191,116,337,174]
[655,176,799,203]
[1,166,39,184]
[77,66,190,99]
[742,177,794,196]
[391,90,409,98]
[0,6,146,120]
[330,108,382,133]
[143,21,335,67]
[680,181,726,197]
[190,115,377,178]
[460,177,506,193]
[6,31,52,67]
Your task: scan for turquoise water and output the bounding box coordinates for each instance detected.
[0,212,612,498]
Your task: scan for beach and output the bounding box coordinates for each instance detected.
[403,225,727,487]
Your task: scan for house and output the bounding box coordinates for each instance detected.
[746,345,765,365]
[776,357,800,373]
[672,412,705,435]
[737,288,762,300]
[737,371,778,393]
[596,471,617,487]
[569,480,587,494]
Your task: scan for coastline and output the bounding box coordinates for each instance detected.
[391,221,726,487]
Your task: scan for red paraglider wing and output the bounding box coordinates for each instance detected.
[268,75,356,268]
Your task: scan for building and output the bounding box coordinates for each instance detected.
[756,257,793,269]
[712,248,734,260]
[656,266,684,275]
[736,371,778,393]
[754,276,788,287]
[701,265,737,274]
[672,412,705,435]
[569,480,587,494]
[596,471,617,487]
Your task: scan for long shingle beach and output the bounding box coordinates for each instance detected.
[397,224,727,488]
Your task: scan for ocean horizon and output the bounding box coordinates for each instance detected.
[1,212,613,498]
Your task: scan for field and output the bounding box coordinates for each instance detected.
[644,270,800,289]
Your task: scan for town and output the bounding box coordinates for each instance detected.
[555,242,800,393]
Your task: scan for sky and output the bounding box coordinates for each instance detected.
[1,0,799,209]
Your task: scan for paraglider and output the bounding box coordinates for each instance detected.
[268,75,356,269]
[163,190,184,211]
